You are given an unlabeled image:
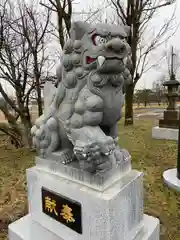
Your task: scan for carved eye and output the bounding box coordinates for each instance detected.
[92,35,107,46]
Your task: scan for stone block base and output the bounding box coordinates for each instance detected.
[8,214,159,240]
[163,110,178,121]
[152,126,178,141]
[159,119,179,129]
[26,167,144,240]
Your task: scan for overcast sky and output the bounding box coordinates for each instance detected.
[135,1,180,89]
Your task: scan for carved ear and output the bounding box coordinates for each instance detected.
[70,21,91,41]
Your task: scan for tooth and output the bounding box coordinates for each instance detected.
[98,56,105,67]
[104,152,110,156]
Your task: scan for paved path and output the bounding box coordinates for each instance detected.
[134,108,165,120]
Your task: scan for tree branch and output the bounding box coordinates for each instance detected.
[143,0,175,11]
[0,84,22,115]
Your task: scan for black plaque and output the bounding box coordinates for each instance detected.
[41,187,82,234]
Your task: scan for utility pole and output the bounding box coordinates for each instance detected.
[170,46,176,80]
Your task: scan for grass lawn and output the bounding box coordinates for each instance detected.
[118,119,180,240]
[0,139,35,240]
[0,119,180,240]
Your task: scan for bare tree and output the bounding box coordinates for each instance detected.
[19,1,52,116]
[40,0,103,52]
[40,0,72,50]
[109,0,177,125]
[0,0,52,147]
[0,97,24,147]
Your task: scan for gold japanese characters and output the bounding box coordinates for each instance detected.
[61,204,75,223]
[45,196,58,216]
[42,187,82,234]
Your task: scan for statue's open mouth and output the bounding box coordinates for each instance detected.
[86,56,123,67]
[86,56,96,64]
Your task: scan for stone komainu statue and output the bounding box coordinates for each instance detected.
[31,21,132,173]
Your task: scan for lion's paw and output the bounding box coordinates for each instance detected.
[31,117,59,156]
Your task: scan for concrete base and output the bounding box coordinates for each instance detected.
[163,168,180,192]
[152,126,178,141]
[26,167,144,240]
[8,214,63,240]
[8,214,159,240]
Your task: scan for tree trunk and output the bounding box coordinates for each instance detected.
[33,51,43,116]
[20,108,33,148]
[0,100,24,147]
[124,83,134,126]
[16,100,33,148]
[36,77,43,116]
[22,119,32,148]
[0,122,24,148]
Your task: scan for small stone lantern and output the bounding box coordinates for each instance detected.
[159,75,180,129]
[163,75,180,110]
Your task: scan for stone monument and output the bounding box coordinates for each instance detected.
[152,47,180,140]
[159,80,180,129]
[9,21,159,240]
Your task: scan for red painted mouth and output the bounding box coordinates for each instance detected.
[86,56,96,64]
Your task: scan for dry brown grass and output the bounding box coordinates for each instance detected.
[0,137,35,240]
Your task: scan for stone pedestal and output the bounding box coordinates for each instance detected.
[8,156,160,240]
[152,108,180,140]
[163,168,180,192]
[159,110,179,129]
[152,126,178,141]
